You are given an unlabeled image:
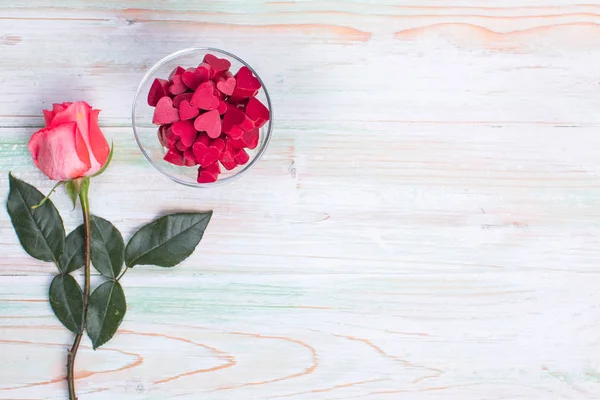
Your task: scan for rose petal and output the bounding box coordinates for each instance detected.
[88,109,110,168]
[49,101,107,174]
[28,122,92,181]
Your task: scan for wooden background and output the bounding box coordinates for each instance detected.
[1,1,600,399]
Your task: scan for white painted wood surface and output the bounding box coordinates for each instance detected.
[2,1,600,399]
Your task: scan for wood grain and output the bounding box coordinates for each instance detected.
[1,0,600,399]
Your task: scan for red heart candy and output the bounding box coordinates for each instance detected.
[157,124,171,147]
[182,66,210,90]
[175,139,188,152]
[214,87,227,101]
[216,71,236,96]
[244,127,259,150]
[220,159,237,170]
[190,81,219,110]
[240,115,255,132]
[217,79,236,96]
[211,138,225,154]
[148,78,170,107]
[179,100,199,120]
[163,126,176,147]
[158,125,176,148]
[203,54,231,73]
[153,97,180,125]
[157,127,167,148]
[183,148,197,166]
[230,127,259,149]
[194,109,221,139]
[205,162,221,174]
[234,148,250,165]
[236,66,261,90]
[228,125,245,140]
[173,92,193,108]
[222,106,245,134]
[232,66,261,98]
[197,171,218,183]
[169,66,186,82]
[219,141,237,170]
[228,137,246,149]
[217,100,228,115]
[197,62,213,79]
[245,97,270,128]
[192,141,220,168]
[197,162,221,183]
[213,87,225,100]
[220,140,235,161]
[195,133,210,147]
[169,74,188,96]
[164,149,185,166]
[223,107,253,140]
[231,87,259,99]
[171,120,197,147]
[228,97,250,108]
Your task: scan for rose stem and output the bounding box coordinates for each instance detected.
[67,180,91,400]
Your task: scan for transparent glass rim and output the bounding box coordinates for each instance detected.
[131,47,274,188]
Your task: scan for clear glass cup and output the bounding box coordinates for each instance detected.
[132,48,273,187]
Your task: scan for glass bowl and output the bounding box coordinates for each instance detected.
[132,48,273,187]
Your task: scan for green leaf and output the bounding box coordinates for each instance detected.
[92,143,114,177]
[86,280,126,349]
[125,212,212,268]
[59,225,85,274]
[49,274,84,334]
[6,173,65,263]
[65,181,78,209]
[90,216,124,278]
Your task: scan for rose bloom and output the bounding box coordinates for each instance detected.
[28,102,110,181]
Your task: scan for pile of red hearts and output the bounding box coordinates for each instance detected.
[148,53,270,183]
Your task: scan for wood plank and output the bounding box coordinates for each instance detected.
[1,0,600,398]
[0,4,599,126]
[1,271,599,398]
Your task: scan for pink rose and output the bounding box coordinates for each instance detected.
[28,101,110,181]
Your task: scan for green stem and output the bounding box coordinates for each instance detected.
[116,265,128,282]
[67,179,91,400]
[31,180,63,209]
